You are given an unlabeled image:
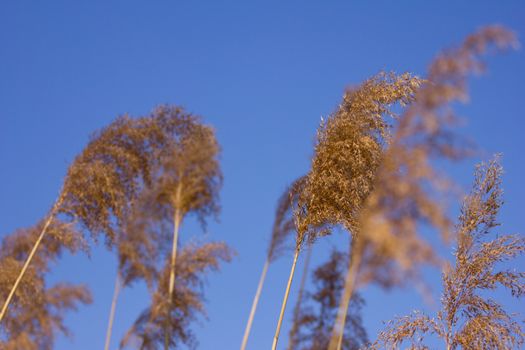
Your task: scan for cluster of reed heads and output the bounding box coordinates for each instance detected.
[1,26,524,350]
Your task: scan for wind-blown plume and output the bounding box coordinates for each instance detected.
[328,26,518,350]
[101,104,222,350]
[375,157,525,349]
[0,221,91,349]
[121,242,232,350]
[272,72,421,350]
[132,105,223,350]
[1,113,162,322]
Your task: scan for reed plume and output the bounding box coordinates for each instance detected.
[375,157,525,349]
[136,105,222,350]
[120,242,232,350]
[99,104,222,350]
[1,114,159,323]
[272,72,421,349]
[328,26,518,350]
[271,71,419,350]
[0,221,91,349]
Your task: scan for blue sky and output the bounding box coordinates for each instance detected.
[0,1,524,349]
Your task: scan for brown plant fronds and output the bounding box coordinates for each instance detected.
[60,106,200,244]
[116,187,170,291]
[0,219,87,274]
[328,25,517,350]
[284,71,422,350]
[120,242,232,350]
[146,104,222,227]
[356,24,517,293]
[1,112,160,323]
[2,104,218,338]
[136,105,223,350]
[295,72,423,247]
[97,105,222,349]
[58,104,211,245]
[60,115,154,245]
[375,158,525,350]
[291,250,368,350]
[0,223,92,350]
[268,177,306,263]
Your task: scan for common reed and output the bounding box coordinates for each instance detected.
[375,158,525,349]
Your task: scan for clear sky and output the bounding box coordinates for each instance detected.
[0,1,524,349]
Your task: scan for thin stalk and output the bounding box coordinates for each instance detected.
[445,311,454,350]
[327,238,364,350]
[287,246,312,350]
[165,183,182,350]
[104,271,122,350]
[0,196,62,323]
[240,258,270,350]
[272,249,300,350]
